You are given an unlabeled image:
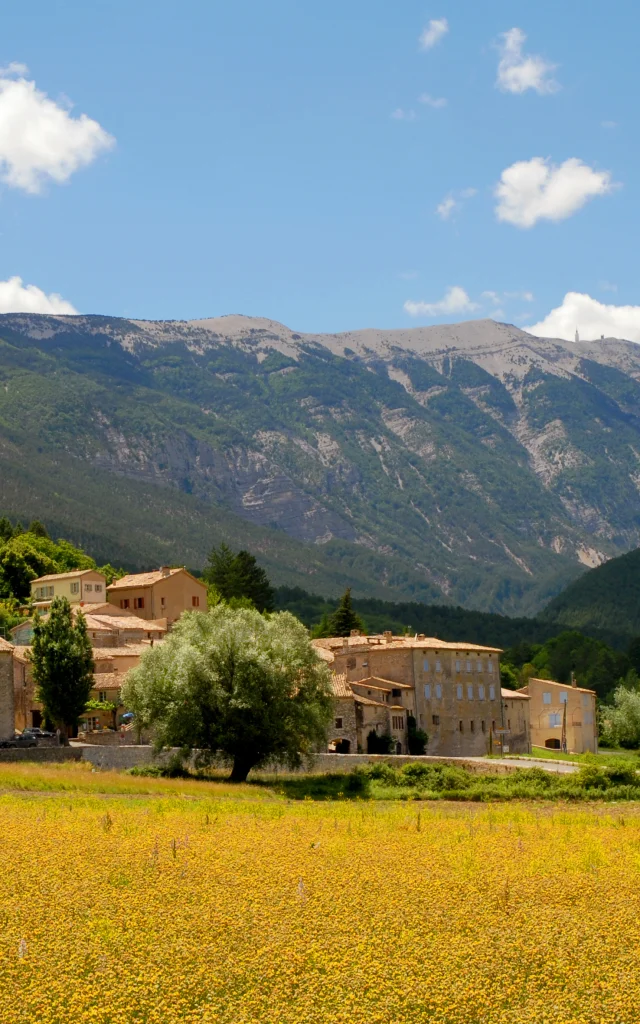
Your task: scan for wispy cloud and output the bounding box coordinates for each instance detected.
[419,18,448,51]
[404,286,479,317]
[0,62,114,193]
[601,120,617,129]
[495,157,614,228]
[391,107,416,121]
[496,28,558,95]
[436,187,477,220]
[418,93,447,109]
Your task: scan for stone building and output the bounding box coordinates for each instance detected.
[314,631,503,756]
[520,677,597,754]
[501,688,531,754]
[0,637,14,740]
[107,567,207,624]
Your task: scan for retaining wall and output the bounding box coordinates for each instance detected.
[0,747,83,763]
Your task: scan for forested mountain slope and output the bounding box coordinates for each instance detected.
[541,546,640,636]
[1,312,640,615]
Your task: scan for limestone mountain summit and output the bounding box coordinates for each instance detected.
[1,311,640,616]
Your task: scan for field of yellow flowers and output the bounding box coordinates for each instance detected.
[1,767,640,1024]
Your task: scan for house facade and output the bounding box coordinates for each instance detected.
[501,688,531,754]
[315,631,504,756]
[107,567,207,624]
[30,569,107,610]
[520,677,597,754]
[0,638,14,740]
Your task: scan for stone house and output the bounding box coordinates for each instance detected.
[30,569,108,611]
[0,637,14,740]
[520,677,597,754]
[11,604,166,649]
[107,567,207,624]
[315,631,504,756]
[501,688,531,754]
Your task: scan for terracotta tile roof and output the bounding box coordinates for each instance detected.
[92,644,159,660]
[91,674,123,690]
[330,673,352,698]
[313,635,502,654]
[353,694,389,708]
[0,637,13,652]
[87,614,166,633]
[107,568,206,590]
[524,678,596,696]
[360,675,414,690]
[32,569,105,584]
[351,680,391,693]
[502,688,531,700]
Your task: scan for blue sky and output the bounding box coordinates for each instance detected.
[0,0,637,339]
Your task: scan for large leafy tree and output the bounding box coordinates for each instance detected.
[600,680,640,749]
[203,544,275,612]
[30,598,95,742]
[329,588,364,638]
[122,605,333,781]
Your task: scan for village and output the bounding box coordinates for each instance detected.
[0,565,598,761]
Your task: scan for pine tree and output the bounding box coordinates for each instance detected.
[203,544,275,612]
[329,588,364,638]
[28,520,49,539]
[310,612,333,639]
[31,598,94,743]
[0,517,13,542]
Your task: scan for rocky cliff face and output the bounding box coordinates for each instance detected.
[1,312,639,614]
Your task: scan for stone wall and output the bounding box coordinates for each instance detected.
[0,747,82,762]
[0,650,14,740]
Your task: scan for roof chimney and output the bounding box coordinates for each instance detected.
[350,628,361,637]
[417,633,425,640]
[160,566,171,577]
[383,630,393,644]
[571,671,577,688]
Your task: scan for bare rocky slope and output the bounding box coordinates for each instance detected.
[1,312,640,615]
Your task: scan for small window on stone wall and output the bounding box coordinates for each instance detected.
[346,657,356,669]
[432,714,440,726]
[335,717,343,729]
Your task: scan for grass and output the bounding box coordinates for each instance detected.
[2,783,640,1022]
[515,745,640,766]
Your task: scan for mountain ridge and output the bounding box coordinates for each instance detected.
[2,312,640,615]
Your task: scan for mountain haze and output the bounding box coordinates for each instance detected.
[2,312,640,614]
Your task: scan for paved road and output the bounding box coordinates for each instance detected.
[467,756,579,774]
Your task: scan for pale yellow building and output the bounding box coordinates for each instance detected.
[31,569,107,610]
[519,677,597,754]
[107,567,207,624]
[314,631,503,756]
[501,688,531,754]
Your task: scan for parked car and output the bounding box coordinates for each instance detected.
[23,727,54,739]
[0,732,38,748]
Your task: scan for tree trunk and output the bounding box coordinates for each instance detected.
[229,756,254,783]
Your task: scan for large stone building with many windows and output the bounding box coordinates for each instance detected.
[314,631,507,756]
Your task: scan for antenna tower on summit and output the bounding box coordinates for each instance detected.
[575,327,579,343]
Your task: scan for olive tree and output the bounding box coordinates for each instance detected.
[121,606,333,781]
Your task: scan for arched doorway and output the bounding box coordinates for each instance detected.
[545,738,561,749]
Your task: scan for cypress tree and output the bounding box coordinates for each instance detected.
[31,598,94,743]
[329,588,365,637]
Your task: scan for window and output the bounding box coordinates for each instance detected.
[549,713,561,728]
[470,721,475,733]
[99,691,107,702]
[456,684,463,699]
[435,659,442,672]
[559,691,568,703]
[481,720,486,733]
[346,657,356,669]
[423,658,430,672]
[492,720,496,732]
[95,585,103,594]
[362,660,368,667]
[391,688,401,698]
[466,660,472,673]
[160,597,166,608]
[478,685,485,700]
[584,711,593,725]
[424,684,431,699]
[85,584,93,592]
[432,714,440,726]
[459,721,464,733]
[477,660,483,673]
[582,694,589,707]
[455,660,461,673]
[392,716,404,730]
[435,683,442,699]
[120,599,130,610]
[507,719,511,730]
[489,685,495,700]
[192,596,200,607]
[70,582,79,595]
[334,717,343,729]
[487,660,494,673]
[134,597,145,610]
[543,692,552,705]
[467,685,474,700]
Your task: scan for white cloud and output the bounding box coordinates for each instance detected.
[419,18,448,51]
[601,120,617,129]
[505,290,534,301]
[391,107,416,121]
[526,292,640,342]
[418,93,447,109]
[0,275,77,313]
[460,187,477,199]
[404,286,479,317]
[436,195,457,220]
[496,28,558,94]
[0,63,114,193]
[494,157,614,228]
